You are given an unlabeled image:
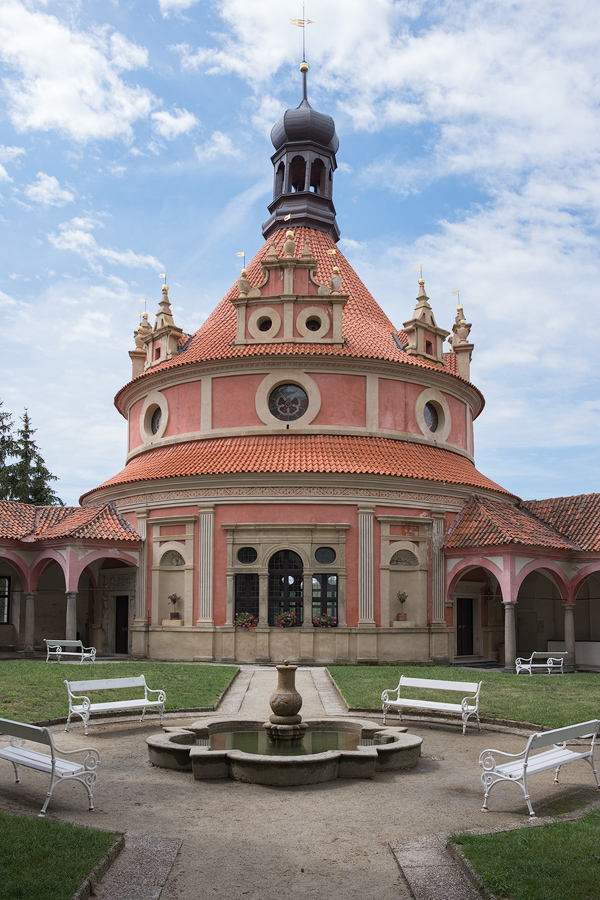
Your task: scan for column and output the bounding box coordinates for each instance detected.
[197,506,214,625]
[503,601,517,672]
[65,592,77,640]
[11,590,21,647]
[358,507,375,625]
[258,574,269,626]
[24,592,35,652]
[134,510,148,622]
[302,570,313,628]
[431,515,446,623]
[563,603,576,671]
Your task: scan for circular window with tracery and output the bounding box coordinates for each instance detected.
[268,384,309,421]
[150,406,162,434]
[423,402,439,433]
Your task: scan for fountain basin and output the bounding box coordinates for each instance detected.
[147,717,422,785]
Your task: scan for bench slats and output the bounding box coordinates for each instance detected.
[381,675,482,734]
[65,675,166,735]
[480,719,600,817]
[0,717,100,817]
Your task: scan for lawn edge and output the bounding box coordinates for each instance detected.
[71,833,125,900]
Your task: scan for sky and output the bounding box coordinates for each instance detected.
[0,0,599,506]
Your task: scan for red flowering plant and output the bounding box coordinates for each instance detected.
[235,612,258,630]
[275,611,298,628]
[167,594,181,606]
[313,613,337,628]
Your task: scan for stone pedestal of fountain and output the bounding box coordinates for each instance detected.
[263,660,308,742]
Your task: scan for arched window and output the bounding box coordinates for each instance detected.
[274,162,285,198]
[290,155,306,192]
[268,550,303,625]
[390,549,419,567]
[310,159,325,194]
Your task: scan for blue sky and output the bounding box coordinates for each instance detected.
[1,0,599,505]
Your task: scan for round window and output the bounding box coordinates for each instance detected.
[258,317,272,332]
[150,406,162,435]
[315,546,336,564]
[423,402,438,433]
[306,317,321,332]
[268,384,309,421]
[237,547,258,564]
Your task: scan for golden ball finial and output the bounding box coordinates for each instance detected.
[286,230,294,239]
[300,62,309,73]
[418,279,425,285]
[333,266,340,274]
[162,284,168,292]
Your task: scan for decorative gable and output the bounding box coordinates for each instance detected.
[403,280,450,365]
[230,231,347,347]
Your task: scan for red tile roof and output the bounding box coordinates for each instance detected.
[523,494,600,552]
[0,501,140,542]
[444,495,579,550]
[83,434,514,498]
[116,226,478,407]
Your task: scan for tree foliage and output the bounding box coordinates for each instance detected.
[0,403,63,505]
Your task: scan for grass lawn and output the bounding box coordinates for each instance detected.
[328,665,600,729]
[0,809,120,900]
[451,810,600,900]
[0,660,237,724]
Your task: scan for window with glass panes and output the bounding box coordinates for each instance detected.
[235,572,259,619]
[312,574,338,623]
[268,550,303,625]
[0,576,9,624]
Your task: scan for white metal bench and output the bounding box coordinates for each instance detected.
[381,675,482,734]
[480,719,600,817]
[45,639,96,664]
[515,650,567,675]
[0,717,100,817]
[65,675,166,735]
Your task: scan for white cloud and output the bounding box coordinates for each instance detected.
[49,217,163,272]
[0,144,25,163]
[195,131,241,163]
[0,165,11,182]
[151,107,198,139]
[24,172,75,206]
[0,1,154,142]
[158,0,201,16]
[0,289,17,308]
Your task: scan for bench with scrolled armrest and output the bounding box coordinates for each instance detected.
[381,676,482,734]
[479,719,600,817]
[0,717,100,817]
[515,650,567,675]
[45,639,96,664]
[65,675,166,735]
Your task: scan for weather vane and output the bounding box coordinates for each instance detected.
[236,250,246,269]
[452,290,461,308]
[137,298,147,323]
[291,3,313,62]
[413,265,423,280]
[158,272,167,285]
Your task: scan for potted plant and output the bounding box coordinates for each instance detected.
[313,613,337,628]
[396,591,408,621]
[234,612,258,630]
[275,611,298,628]
[168,593,182,619]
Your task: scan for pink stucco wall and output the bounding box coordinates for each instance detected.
[379,378,408,432]
[162,382,203,437]
[128,397,145,451]
[311,373,366,427]
[446,394,467,448]
[212,373,265,429]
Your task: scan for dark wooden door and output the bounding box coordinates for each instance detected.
[115,595,129,654]
[456,597,474,656]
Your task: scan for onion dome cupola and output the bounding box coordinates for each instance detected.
[262,62,340,242]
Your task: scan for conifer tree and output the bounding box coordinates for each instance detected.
[1,407,63,505]
[0,402,15,499]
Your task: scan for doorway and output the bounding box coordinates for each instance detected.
[268,550,303,625]
[115,595,129,654]
[456,597,474,656]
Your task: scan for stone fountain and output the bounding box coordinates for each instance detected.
[263,660,308,742]
[147,663,423,785]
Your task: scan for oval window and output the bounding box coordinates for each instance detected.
[423,402,438,433]
[150,406,162,435]
[315,547,336,564]
[268,384,309,421]
[237,547,258,564]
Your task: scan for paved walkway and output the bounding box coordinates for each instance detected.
[3,665,599,900]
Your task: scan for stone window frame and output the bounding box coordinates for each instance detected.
[255,369,322,428]
[296,306,330,340]
[140,390,169,444]
[247,306,282,341]
[414,388,451,442]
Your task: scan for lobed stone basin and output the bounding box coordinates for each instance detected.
[147,717,422,786]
